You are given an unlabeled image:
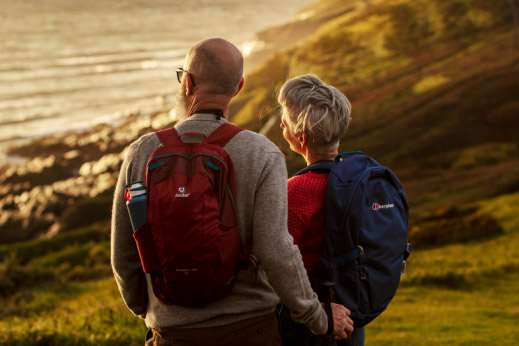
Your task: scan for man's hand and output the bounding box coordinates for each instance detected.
[321,303,354,339]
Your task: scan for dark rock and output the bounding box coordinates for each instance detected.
[0,109,173,244]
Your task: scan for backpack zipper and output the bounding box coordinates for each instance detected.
[341,166,379,232]
[149,152,237,214]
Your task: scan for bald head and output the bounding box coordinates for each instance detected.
[185,38,244,96]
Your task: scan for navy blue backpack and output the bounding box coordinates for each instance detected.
[295,151,411,327]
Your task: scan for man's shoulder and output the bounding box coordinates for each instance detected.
[126,132,161,162]
[231,128,282,155]
[225,128,286,178]
[131,131,160,147]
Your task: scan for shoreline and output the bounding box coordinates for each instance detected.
[0,1,319,243]
[0,0,315,163]
[0,108,174,243]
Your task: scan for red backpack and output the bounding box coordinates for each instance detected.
[133,123,244,306]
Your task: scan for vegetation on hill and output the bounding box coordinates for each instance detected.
[0,193,517,345]
[232,0,519,246]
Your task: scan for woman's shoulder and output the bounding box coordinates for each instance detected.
[288,172,328,193]
[288,172,329,184]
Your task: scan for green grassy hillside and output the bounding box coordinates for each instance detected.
[231,2,519,342]
[0,193,517,345]
[0,222,146,345]
[368,192,519,344]
[232,0,519,243]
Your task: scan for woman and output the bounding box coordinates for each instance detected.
[277,74,364,346]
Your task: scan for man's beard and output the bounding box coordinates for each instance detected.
[170,90,188,122]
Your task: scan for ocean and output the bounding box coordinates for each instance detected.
[0,0,313,161]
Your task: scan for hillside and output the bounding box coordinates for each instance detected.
[1,0,516,245]
[231,0,519,244]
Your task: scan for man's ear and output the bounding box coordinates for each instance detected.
[186,73,195,95]
[233,77,245,96]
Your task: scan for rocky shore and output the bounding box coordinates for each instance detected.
[0,109,175,243]
[0,11,316,244]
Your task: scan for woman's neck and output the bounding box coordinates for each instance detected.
[304,148,338,166]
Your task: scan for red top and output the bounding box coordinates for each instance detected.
[287,172,329,276]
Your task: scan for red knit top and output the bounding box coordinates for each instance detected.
[287,172,329,276]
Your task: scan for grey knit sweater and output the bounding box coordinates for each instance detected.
[111,113,327,333]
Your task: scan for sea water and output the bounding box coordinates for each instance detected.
[0,0,313,160]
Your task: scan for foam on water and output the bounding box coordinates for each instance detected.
[0,0,313,158]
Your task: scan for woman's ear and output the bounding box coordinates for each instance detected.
[299,132,307,148]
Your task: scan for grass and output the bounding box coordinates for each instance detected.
[367,273,519,345]
[0,192,517,345]
[0,224,108,264]
[0,222,146,346]
[0,279,146,346]
[367,193,519,345]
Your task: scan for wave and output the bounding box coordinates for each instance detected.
[0,0,316,159]
[0,112,60,127]
[0,50,186,84]
[54,49,185,67]
[0,68,178,102]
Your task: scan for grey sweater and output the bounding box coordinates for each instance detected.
[111,113,327,333]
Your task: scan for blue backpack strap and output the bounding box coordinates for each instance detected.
[294,151,362,176]
[334,151,363,162]
[320,281,335,335]
[335,248,361,266]
[404,243,412,260]
[294,160,335,176]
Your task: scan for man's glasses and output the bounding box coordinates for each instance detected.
[176,68,196,86]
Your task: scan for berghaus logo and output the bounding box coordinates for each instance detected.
[175,187,190,198]
[372,203,394,210]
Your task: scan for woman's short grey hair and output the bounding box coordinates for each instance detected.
[278,74,352,152]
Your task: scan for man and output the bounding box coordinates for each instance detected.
[111,38,354,346]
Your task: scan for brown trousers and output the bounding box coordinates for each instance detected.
[145,312,282,346]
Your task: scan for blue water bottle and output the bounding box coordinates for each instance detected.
[125,181,147,232]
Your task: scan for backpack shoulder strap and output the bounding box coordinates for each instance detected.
[207,123,243,148]
[334,151,363,162]
[294,160,335,176]
[156,123,242,147]
[155,127,181,146]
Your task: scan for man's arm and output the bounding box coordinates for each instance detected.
[110,143,147,318]
[250,150,328,333]
[250,149,354,337]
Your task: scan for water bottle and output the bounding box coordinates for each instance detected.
[125,181,147,232]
